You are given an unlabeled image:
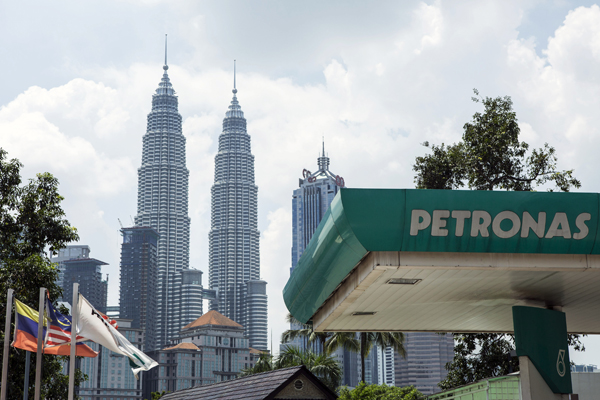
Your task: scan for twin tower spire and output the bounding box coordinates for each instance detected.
[162,34,237,93]
[136,37,267,351]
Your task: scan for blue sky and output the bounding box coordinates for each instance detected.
[2,0,600,363]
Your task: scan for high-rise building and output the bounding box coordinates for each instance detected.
[291,143,345,274]
[285,147,353,384]
[143,310,257,398]
[119,226,159,351]
[52,245,91,291]
[284,145,345,353]
[134,46,191,348]
[179,269,204,329]
[208,67,267,350]
[394,332,454,395]
[52,245,108,313]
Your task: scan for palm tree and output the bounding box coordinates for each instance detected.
[277,346,342,391]
[281,313,358,356]
[357,332,406,383]
[240,347,342,392]
[240,353,274,376]
[281,313,329,353]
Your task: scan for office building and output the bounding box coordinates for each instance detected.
[52,245,91,291]
[134,49,192,348]
[208,68,267,350]
[291,142,345,274]
[52,245,108,313]
[77,319,145,400]
[394,332,454,395]
[179,269,204,329]
[119,226,159,351]
[284,145,345,354]
[143,310,256,398]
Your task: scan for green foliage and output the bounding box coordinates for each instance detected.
[413,89,581,192]
[241,347,342,392]
[0,148,83,399]
[412,92,585,391]
[438,334,517,390]
[151,391,169,400]
[338,382,424,400]
[355,332,405,383]
[282,313,406,384]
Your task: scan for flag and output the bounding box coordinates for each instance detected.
[45,298,98,358]
[76,294,157,377]
[11,299,45,352]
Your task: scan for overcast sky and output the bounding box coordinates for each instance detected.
[3,0,600,363]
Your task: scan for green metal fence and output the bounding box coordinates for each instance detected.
[428,375,520,400]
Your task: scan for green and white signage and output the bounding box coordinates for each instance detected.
[284,188,600,324]
[513,306,572,394]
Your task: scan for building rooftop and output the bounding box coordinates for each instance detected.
[182,310,243,330]
[160,365,337,400]
[163,342,200,351]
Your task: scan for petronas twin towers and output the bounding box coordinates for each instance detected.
[135,50,267,350]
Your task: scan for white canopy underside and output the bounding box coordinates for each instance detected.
[313,251,600,333]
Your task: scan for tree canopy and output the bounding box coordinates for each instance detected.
[0,148,82,399]
[241,347,342,392]
[412,91,585,391]
[413,89,581,192]
[338,382,424,400]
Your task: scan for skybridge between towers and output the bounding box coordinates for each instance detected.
[283,188,600,399]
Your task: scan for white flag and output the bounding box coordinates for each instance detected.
[76,294,158,377]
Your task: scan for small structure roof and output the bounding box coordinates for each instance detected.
[182,310,243,330]
[163,342,200,351]
[249,347,265,354]
[160,365,337,400]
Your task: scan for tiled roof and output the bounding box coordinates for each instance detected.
[163,342,200,351]
[183,310,243,330]
[249,347,266,354]
[160,366,337,400]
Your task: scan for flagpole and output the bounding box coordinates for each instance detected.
[68,283,78,400]
[33,288,45,400]
[1,288,14,400]
[23,351,30,400]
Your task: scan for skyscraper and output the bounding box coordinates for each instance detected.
[134,42,191,348]
[119,226,159,351]
[394,332,454,395]
[291,143,345,274]
[208,65,267,350]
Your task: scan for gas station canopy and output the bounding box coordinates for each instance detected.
[283,189,600,333]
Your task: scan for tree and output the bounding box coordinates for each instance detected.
[282,313,407,384]
[412,91,585,390]
[338,382,424,400]
[414,89,580,192]
[0,148,82,399]
[353,333,405,384]
[241,347,342,392]
[281,313,329,353]
[151,391,169,400]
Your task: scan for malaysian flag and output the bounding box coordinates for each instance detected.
[45,298,98,357]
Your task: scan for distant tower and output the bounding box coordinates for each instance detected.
[119,226,159,351]
[209,62,268,350]
[134,36,191,348]
[291,141,345,273]
[52,246,108,314]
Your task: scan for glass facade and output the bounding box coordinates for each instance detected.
[119,226,159,351]
[134,60,192,349]
[394,332,454,395]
